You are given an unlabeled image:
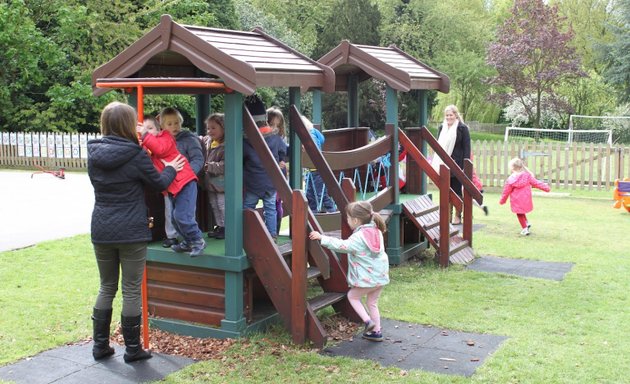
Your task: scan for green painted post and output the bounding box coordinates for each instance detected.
[288,87,302,190]
[418,90,428,195]
[312,89,322,128]
[385,85,402,264]
[221,92,246,331]
[195,95,211,135]
[347,75,359,128]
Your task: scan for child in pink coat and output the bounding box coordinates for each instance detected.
[499,157,550,236]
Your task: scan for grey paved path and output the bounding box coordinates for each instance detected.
[0,170,93,252]
[323,318,507,377]
[0,343,194,384]
[467,255,574,280]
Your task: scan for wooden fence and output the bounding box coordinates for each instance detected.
[1,132,629,191]
[470,140,630,191]
[0,131,97,170]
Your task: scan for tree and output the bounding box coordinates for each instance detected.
[487,0,585,127]
[599,0,630,102]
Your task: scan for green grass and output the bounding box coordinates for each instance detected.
[2,191,630,383]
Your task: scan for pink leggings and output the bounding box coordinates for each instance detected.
[517,213,528,228]
[347,286,384,332]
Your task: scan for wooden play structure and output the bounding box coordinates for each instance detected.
[91,15,482,347]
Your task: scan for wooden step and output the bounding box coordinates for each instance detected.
[448,237,469,256]
[449,246,475,265]
[308,292,346,312]
[277,242,293,257]
[307,266,322,280]
[448,236,474,264]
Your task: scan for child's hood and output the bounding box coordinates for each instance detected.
[506,171,532,188]
[358,224,383,252]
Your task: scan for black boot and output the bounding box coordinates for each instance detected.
[121,315,152,363]
[92,308,115,360]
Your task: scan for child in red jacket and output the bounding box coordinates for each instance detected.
[139,117,206,256]
[499,157,550,236]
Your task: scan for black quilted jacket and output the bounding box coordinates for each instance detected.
[87,136,176,244]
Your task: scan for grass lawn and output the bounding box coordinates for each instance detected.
[1,189,629,383]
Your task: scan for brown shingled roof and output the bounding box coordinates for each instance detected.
[318,40,449,93]
[92,14,335,96]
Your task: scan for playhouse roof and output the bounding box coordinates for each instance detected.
[318,40,449,93]
[92,14,335,96]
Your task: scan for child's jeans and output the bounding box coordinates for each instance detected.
[170,181,203,243]
[244,190,277,237]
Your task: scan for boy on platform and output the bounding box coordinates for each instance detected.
[140,114,206,256]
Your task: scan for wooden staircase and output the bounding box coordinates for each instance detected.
[402,195,474,265]
[243,191,359,348]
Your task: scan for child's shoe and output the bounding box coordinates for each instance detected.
[213,226,225,240]
[364,320,376,333]
[162,238,178,248]
[207,226,218,238]
[520,227,530,236]
[189,239,207,257]
[482,205,489,216]
[362,331,383,342]
[171,241,191,253]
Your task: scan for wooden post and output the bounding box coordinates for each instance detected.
[439,164,450,268]
[291,190,308,344]
[463,160,473,246]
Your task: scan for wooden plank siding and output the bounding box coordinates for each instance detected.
[146,262,256,326]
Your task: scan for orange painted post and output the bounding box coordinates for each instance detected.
[291,190,308,344]
[134,85,150,350]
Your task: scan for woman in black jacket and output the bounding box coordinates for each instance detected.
[87,102,184,363]
[432,105,471,224]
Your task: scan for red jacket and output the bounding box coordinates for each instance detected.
[499,171,550,214]
[141,131,197,196]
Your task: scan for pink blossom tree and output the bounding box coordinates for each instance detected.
[487,0,586,127]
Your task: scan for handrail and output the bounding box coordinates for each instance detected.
[418,126,483,204]
[243,107,330,278]
[398,128,463,209]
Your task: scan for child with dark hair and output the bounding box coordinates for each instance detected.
[203,113,226,239]
[243,95,287,239]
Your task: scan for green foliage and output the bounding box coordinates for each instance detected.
[599,0,630,102]
[312,0,381,59]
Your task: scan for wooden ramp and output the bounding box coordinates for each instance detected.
[402,195,474,265]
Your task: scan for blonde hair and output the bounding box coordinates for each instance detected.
[444,104,463,123]
[509,157,524,172]
[100,102,138,143]
[267,107,286,138]
[159,107,184,124]
[346,201,387,233]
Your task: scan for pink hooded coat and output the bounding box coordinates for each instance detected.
[499,171,550,214]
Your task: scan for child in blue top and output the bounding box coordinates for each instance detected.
[243,95,287,238]
[309,201,390,342]
[303,116,335,213]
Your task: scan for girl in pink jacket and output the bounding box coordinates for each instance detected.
[499,158,550,236]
